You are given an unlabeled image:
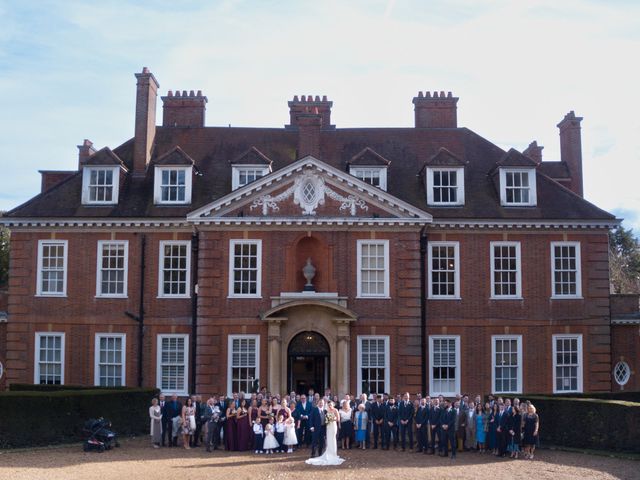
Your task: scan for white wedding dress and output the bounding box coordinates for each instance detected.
[305,411,345,466]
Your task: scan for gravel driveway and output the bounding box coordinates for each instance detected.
[0,437,637,480]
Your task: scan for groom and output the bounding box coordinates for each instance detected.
[309,398,326,458]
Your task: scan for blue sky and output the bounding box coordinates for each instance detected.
[1,0,639,231]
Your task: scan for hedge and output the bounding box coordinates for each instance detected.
[520,395,640,453]
[0,387,158,449]
[554,391,640,404]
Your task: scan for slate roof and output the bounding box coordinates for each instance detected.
[6,124,615,222]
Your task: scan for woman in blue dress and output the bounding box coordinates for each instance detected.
[475,403,488,453]
[354,403,368,449]
[488,403,498,454]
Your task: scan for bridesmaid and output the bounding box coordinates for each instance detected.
[249,399,259,450]
[271,397,281,421]
[225,398,238,451]
[236,399,252,451]
[258,398,271,427]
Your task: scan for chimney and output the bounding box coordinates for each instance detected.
[77,139,96,170]
[133,67,159,176]
[557,111,584,197]
[296,109,322,158]
[161,89,208,127]
[412,91,459,128]
[523,140,543,165]
[286,95,333,130]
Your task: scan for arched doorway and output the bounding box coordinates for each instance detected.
[287,331,330,395]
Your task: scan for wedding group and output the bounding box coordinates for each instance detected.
[149,389,541,466]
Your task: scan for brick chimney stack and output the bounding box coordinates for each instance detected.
[161,90,208,127]
[557,111,584,197]
[412,91,459,128]
[523,140,543,165]
[133,67,159,176]
[77,139,96,170]
[286,95,334,130]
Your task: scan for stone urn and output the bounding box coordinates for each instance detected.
[302,258,316,292]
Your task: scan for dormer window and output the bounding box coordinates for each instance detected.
[154,166,192,204]
[232,165,270,190]
[500,168,536,206]
[82,167,119,205]
[349,167,387,191]
[426,167,464,206]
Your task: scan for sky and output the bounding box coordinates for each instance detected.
[0,0,639,231]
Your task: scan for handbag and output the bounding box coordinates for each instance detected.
[189,415,196,430]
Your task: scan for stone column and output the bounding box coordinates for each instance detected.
[334,318,352,396]
[267,319,283,394]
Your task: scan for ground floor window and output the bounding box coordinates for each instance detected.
[553,334,583,393]
[429,335,460,397]
[35,332,65,385]
[492,335,522,394]
[157,334,189,395]
[94,333,126,386]
[357,336,390,395]
[228,335,260,395]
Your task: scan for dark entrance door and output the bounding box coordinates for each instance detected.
[287,331,330,395]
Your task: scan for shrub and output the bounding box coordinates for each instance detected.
[0,387,158,449]
[520,395,640,453]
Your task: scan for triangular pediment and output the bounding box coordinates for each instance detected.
[84,147,126,167]
[230,146,273,166]
[153,146,195,166]
[348,147,391,166]
[188,156,432,226]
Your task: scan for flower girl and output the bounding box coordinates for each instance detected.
[283,415,298,453]
[253,420,264,454]
[262,417,279,454]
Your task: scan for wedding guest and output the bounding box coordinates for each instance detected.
[165,394,182,447]
[181,397,196,449]
[440,399,457,459]
[253,419,264,454]
[464,401,476,451]
[192,395,204,447]
[496,403,508,457]
[475,403,488,453]
[149,398,162,448]
[507,402,522,458]
[158,394,169,447]
[354,403,368,449]
[383,397,399,450]
[275,413,286,453]
[309,398,326,457]
[225,398,238,451]
[429,397,442,454]
[522,404,539,460]
[339,400,353,450]
[204,397,222,452]
[398,392,414,451]
[283,413,298,453]
[488,403,498,454]
[236,399,252,451]
[370,394,385,449]
[271,397,281,420]
[263,417,279,454]
[415,396,430,453]
[258,398,271,427]
[295,394,312,447]
[249,399,259,449]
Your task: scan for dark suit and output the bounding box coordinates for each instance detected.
[204,403,222,451]
[429,405,442,452]
[159,400,170,446]
[295,401,313,446]
[496,410,509,456]
[309,406,326,456]
[383,403,399,449]
[441,407,457,457]
[415,405,430,452]
[164,400,182,446]
[398,400,414,450]
[370,401,385,448]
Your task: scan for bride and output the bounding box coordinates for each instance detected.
[305,400,345,466]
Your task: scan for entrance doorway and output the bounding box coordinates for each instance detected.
[287,331,330,395]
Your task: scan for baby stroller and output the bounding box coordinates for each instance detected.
[82,417,119,452]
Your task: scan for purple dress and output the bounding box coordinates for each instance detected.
[225,413,238,451]
[236,410,252,451]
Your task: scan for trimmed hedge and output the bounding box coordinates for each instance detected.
[554,391,640,404]
[521,395,640,453]
[0,387,158,449]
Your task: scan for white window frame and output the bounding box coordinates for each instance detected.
[427,241,460,299]
[429,335,461,397]
[158,240,191,298]
[356,335,390,396]
[426,167,465,206]
[96,240,129,298]
[232,165,271,190]
[550,241,582,299]
[552,334,583,394]
[81,166,120,205]
[94,333,126,387]
[227,334,260,396]
[490,241,522,299]
[36,239,68,297]
[499,168,537,206]
[349,166,388,191]
[34,332,65,385]
[153,166,192,205]
[356,239,390,298]
[228,239,262,298]
[614,361,631,387]
[491,335,523,394]
[156,334,189,396]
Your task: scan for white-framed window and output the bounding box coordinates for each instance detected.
[34,332,65,385]
[154,166,192,204]
[357,240,390,298]
[429,335,460,397]
[552,334,583,393]
[228,240,262,298]
[492,335,523,394]
[426,167,465,206]
[227,335,260,396]
[82,167,120,205]
[614,361,631,387]
[551,241,582,298]
[428,241,460,298]
[94,333,126,386]
[499,168,537,206]
[357,336,390,395]
[490,241,522,299]
[232,165,271,190]
[349,166,388,191]
[36,240,68,296]
[158,240,191,298]
[157,334,189,396]
[96,240,128,297]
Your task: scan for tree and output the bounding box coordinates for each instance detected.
[609,225,640,294]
